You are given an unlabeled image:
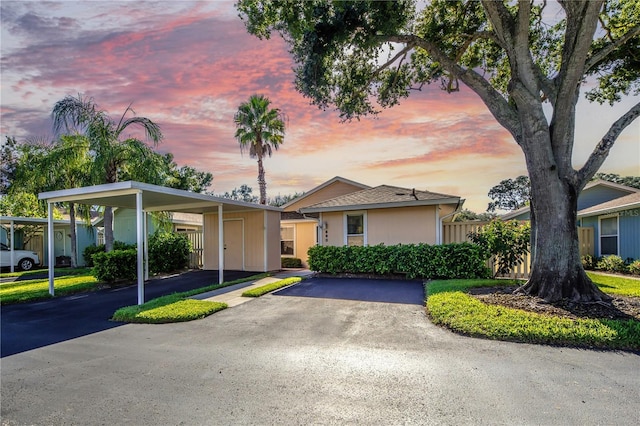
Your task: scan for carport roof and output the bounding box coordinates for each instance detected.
[38,181,282,214]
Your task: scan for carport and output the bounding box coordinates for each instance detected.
[39,181,281,305]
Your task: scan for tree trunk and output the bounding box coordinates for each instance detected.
[518,171,610,303]
[257,156,267,205]
[68,202,78,268]
[104,206,114,252]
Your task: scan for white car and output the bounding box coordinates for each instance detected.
[0,242,40,271]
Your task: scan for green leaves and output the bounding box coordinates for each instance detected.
[307,243,490,279]
[468,220,530,277]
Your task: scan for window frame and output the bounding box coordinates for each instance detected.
[343,211,367,246]
[598,214,619,257]
[280,224,296,257]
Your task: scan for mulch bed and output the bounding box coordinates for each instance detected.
[468,286,640,321]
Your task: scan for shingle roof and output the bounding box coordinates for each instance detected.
[299,185,459,213]
[578,191,640,217]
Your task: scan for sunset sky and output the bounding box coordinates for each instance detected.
[1,1,638,213]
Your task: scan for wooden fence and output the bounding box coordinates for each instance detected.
[177,230,203,269]
[442,221,595,280]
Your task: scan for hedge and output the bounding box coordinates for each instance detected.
[92,249,138,283]
[307,243,491,280]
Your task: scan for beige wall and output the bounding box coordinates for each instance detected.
[368,206,438,245]
[321,205,446,247]
[320,212,344,246]
[281,220,317,267]
[203,210,280,272]
[284,181,365,211]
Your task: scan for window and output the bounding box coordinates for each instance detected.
[599,216,618,256]
[345,213,366,246]
[281,226,294,255]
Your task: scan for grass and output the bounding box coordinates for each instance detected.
[1,273,99,304]
[112,273,270,324]
[112,294,227,324]
[242,277,302,297]
[1,267,93,278]
[425,278,640,351]
[588,272,640,297]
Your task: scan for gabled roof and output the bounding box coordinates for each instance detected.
[280,176,370,210]
[578,192,640,217]
[501,206,530,220]
[583,179,640,194]
[299,185,460,213]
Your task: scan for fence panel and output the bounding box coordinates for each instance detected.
[578,227,594,257]
[178,231,203,269]
[442,221,489,244]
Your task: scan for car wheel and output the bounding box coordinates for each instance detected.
[18,258,34,271]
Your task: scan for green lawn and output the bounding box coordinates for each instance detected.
[426,277,640,351]
[112,273,270,324]
[588,272,640,297]
[242,277,302,297]
[1,272,99,304]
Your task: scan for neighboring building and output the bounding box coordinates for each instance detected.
[501,179,640,221]
[0,216,96,267]
[294,182,463,257]
[280,177,370,267]
[578,191,640,260]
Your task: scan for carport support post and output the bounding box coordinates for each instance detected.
[47,203,55,296]
[218,204,223,284]
[9,220,15,273]
[136,192,144,305]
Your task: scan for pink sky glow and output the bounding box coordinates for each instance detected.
[1,1,638,212]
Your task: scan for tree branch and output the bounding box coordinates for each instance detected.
[385,34,522,142]
[584,24,640,72]
[577,101,640,189]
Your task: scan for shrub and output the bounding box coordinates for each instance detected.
[83,241,136,267]
[597,255,626,273]
[581,254,599,270]
[307,243,490,280]
[281,257,303,268]
[468,219,530,277]
[628,260,640,276]
[92,249,137,283]
[148,231,191,274]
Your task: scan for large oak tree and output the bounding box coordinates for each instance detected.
[237,0,640,302]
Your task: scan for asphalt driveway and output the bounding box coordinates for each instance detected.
[2,277,639,425]
[1,269,257,357]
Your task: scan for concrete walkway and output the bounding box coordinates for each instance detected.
[191,269,315,307]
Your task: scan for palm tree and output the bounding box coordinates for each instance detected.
[52,94,163,251]
[38,135,92,267]
[234,94,286,205]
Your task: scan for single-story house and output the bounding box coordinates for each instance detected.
[502,179,639,221]
[287,180,463,260]
[38,181,281,304]
[280,177,370,266]
[578,191,640,260]
[94,209,202,243]
[1,216,96,267]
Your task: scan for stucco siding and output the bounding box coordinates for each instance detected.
[368,206,437,245]
[321,212,344,246]
[288,221,317,266]
[284,181,365,212]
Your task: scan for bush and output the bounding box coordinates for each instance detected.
[307,243,490,280]
[628,260,640,276]
[92,249,137,283]
[148,231,191,274]
[83,241,136,267]
[281,257,303,268]
[581,254,599,270]
[468,219,530,277]
[597,255,626,273]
